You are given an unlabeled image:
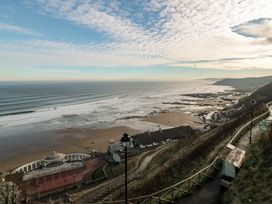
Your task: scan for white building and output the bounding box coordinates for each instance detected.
[11,151,91,175]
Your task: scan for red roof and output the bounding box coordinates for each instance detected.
[20,157,106,196]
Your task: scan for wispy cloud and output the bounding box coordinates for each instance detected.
[36,0,152,41]
[1,0,272,71]
[0,22,41,36]
[233,18,272,46]
[170,56,272,70]
[232,18,272,39]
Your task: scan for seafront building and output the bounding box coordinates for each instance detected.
[107,139,135,163]
[5,126,196,202]
[7,151,106,200]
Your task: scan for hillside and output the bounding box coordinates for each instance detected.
[132,126,198,145]
[239,81,272,108]
[223,129,272,203]
[214,76,272,92]
[221,82,272,119]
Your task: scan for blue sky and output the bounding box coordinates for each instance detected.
[0,0,272,81]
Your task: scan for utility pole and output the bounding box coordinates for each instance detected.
[121,133,130,204]
[124,144,128,204]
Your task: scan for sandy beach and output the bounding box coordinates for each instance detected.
[0,126,139,171]
[0,111,200,171]
[143,111,203,129]
[0,90,241,172]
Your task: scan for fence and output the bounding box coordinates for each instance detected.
[88,102,271,204]
[90,157,220,204]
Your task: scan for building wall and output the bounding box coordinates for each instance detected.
[22,157,106,196]
[12,153,91,174]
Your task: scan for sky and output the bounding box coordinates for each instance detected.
[0,0,272,81]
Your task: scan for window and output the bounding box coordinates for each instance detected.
[38,177,44,184]
[46,175,52,181]
[53,174,59,180]
[30,179,36,186]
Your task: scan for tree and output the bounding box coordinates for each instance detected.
[0,172,23,204]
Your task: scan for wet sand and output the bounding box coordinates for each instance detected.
[0,126,139,171]
[0,110,208,172]
[143,111,203,129]
[0,110,210,172]
[0,111,201,171]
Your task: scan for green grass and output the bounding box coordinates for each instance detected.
[110,108,270,201]
[110,155,140,177]
[114,111,266,200]
[223,133,272,203]
[92,167,106,181]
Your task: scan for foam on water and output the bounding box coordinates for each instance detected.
[0,80,232,136]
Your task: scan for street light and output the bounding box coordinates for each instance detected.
[249,99,256,144]
[120,133,130,204]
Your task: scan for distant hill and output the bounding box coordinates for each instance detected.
[214,76,272,92]
[223,82,272,119]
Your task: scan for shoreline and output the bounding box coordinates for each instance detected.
[0,111,200,171]
[0,89,244,172]
[0,126,139,171]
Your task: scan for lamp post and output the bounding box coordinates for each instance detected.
[120,133,130,204]
[249,99,256,144]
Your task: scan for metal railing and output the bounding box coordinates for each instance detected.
[228,105,270,145]
[90,156,219,204]
[87,103,271,204]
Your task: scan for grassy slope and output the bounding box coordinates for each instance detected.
[223,134,272,203]
[225,82,272,119]
[111,82,272,200]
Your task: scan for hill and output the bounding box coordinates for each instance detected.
[214,76,272,92]
[223,128,272,203]
[222,82,272,118]
[239,81,272,108]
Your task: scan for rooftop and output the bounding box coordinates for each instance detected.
[23,161,83,181]
[43,151,65,162]
[222,144,246,168]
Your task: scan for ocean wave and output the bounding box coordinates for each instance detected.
[0,81,233,136]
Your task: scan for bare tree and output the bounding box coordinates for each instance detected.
[0,172,23,204]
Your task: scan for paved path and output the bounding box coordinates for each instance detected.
[175,171,222,204]
[237,106,272,150]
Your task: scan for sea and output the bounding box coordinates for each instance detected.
[0,80,232,137]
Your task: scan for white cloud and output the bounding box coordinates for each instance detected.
[0,22,41,36]
[36,0,152,41]
[170,56,272,70]
[233,18,272,39]
[1,0,272,70]
[0,39,171,68]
